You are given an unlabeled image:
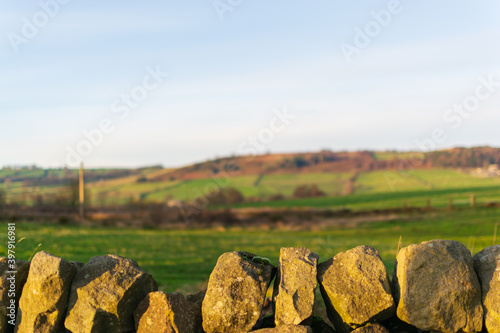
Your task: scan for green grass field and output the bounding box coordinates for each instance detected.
[1,207,498,292]
[93,172,352,203]
[230,184,500,211]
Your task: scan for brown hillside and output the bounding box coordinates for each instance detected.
[151,150,432,181]
[426,146,500,168]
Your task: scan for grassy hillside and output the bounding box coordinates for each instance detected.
[356,169,500,194]
[1,146,499,209]
[2,167,499,211]
[231,186,500,211]
[86,168,500,209]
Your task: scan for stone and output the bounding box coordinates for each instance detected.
[15,251,76,333]
[70,261,85,271]
[393,239,483,333]
[202,251,275,333]
[253,325,313,333]
[0,259,29,333]
[473,245,500,333]
[64,254,157,333]
[134,291,202,333]
[273,247,318,326]
[351,324,389,333]
[185,289,205,307]
[317,245,394,333]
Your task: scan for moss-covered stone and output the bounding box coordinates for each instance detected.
[15,251,76,333]
[0,258,29,333]
[64,254,157,333]
[473,245,500,333]
[393,239,483,333]
[202,251,275,333]
[134,291,202,333]
[273,247,318,326]
[317,245,394,333]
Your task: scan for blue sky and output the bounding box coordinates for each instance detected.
[1,1,499,168]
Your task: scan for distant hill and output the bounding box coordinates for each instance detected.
[0,166,163,187]
[1,147,499,185]
[150,146,500,182]
[1,146,500,208]
[150,151,420,182]
[427,146,500,168]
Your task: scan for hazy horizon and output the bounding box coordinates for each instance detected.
[3,144,498,170]
[2,1,500,169]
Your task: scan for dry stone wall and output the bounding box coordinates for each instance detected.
[0,241,498,333]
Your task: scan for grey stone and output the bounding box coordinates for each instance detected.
[273,247,318,326]
[15,251,76,333]
[69,261,85,271]
[186,289,205,308]
[317,245,394,333]
[134,291,202,333]
[0,259,29,333]
[202,251,275,333]
[64,254,157,333]
[473,245,500,333]
[393,240,483,333]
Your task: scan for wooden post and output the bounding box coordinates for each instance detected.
[470,195,476,207]
[79,162,84,219]
[448,197,453,210]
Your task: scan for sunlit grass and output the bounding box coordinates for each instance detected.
[1,207,498,292]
